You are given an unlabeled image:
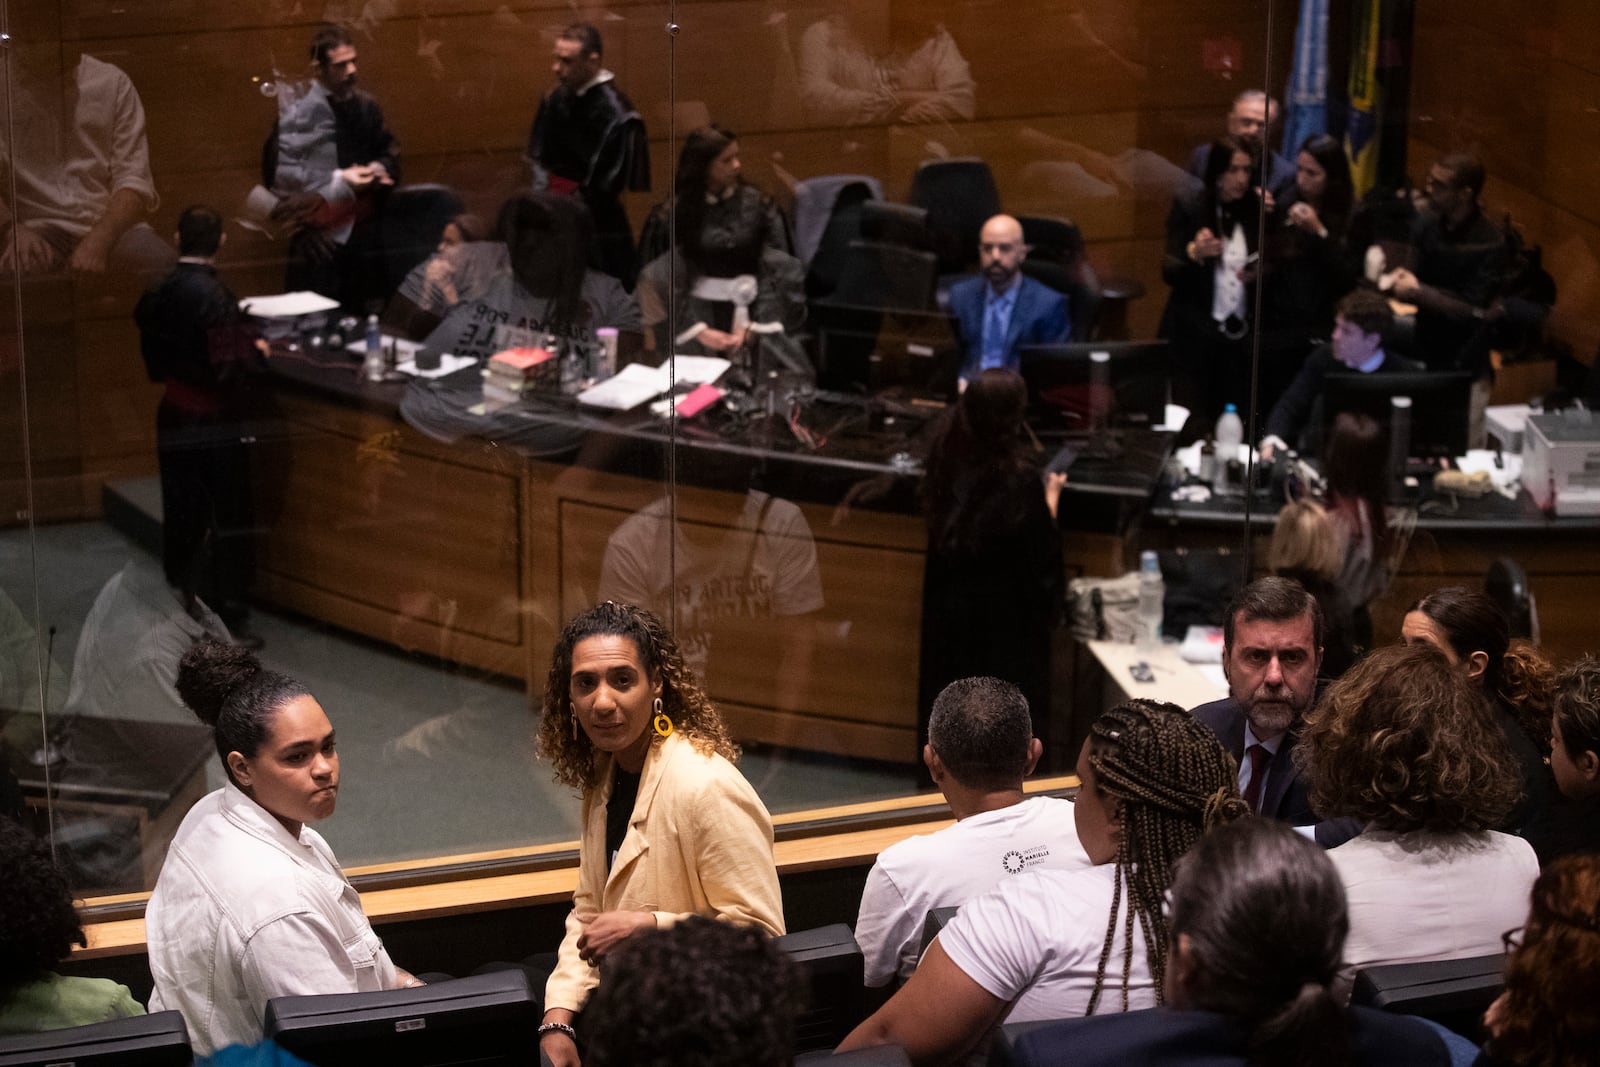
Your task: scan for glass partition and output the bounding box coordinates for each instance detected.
[0,0,1594,903]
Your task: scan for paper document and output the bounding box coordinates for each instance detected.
[665,355,732,385]
[398,354,477,379]
[239,291,341,318]
[577,363,671,410]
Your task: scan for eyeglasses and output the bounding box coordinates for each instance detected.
[1501,926,1525,954]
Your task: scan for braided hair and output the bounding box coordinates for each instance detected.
[1083,699,1249,1014]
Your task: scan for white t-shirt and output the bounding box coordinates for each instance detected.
[598,491,824,677]
[937,864,1156,1023]
[856,796,1087,986]
[1330,828,1538,976]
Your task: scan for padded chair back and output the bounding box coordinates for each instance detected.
[835,241,938,313]
[1018,214,1101,341]
[775,923,869,1053]
[378,183,465,294]
[918,904,961,957]
[861,201,933,250]
[804,182,879,300]
[1350,953,1505,1039]
[908,159,1001,274]
[793,174,883,265]
[1484,556,1538,642]
[0,1009,191,1067]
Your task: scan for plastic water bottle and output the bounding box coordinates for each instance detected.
[363,314,384,382]
[1214,403,1243,492]
[559,342,585,396]
[1136,550,1164,649]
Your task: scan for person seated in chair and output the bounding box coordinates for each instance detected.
[949,214,1070,389]
[1260,289,1421,460]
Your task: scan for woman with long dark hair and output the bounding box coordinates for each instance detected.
[534,602,784,1067]
[1260,134,1360,410]
[1160,136,1264,430]
[838,700,1248,1066]
[1402,586,1555,831]
[917,369,1065,757]
[1322,410,1394,621]
[1002,819,1455,1067]
[635,125,803,363]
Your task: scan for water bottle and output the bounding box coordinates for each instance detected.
[1136,550,1164,649]
[1213,403,1243,492]
[363,314,384,382]
[559,342,585,397]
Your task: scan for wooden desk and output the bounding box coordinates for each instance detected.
[1083,639,1228,711]
[9,718,213,891]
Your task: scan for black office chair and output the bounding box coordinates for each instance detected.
[1350,954,1505,1040]
[1485,556,1538,642]
[861,201,934,251]
[1017,214,1102,341]
[775,924,870,1053]
[908,158,1002,276]
[805,180,879,301]
[0,1010,191,1067]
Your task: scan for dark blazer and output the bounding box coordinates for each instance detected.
[1190,697,1314,825]
[1263,345,1424,454]
[949,274,1070,382]
[1007,1006,1453,1067]
[1186,141,1298,201]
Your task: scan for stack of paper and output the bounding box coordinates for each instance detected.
[576,356,731,411]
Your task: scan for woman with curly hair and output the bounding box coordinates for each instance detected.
[1299,642,1539,980]
[1004,819,1455,1067]
[1480,853,1600,1067]
[1402,585,1555,831]
[0,818,143,1033]
[534,601,784,1067]
[145,638,419,1055]
[838,699,1248,1067]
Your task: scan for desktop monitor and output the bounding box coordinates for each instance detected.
[813,303,963,398]
[1016,341,1169,432]
[264,969,540,1067]
[0,1010,191,1067]
[1321,370,1474,459]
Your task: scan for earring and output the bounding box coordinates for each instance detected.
[652,696,674,739]
[570,701,578,740]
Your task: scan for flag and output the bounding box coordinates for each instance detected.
[1346,0,1383,196]
[1282,0,1329,160]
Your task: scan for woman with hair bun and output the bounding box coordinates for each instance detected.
[534,602,784,1067]
[1003,819,1455,1066]
[839,700,1248,1067]
[145,638,417,1055]
[1402,585,1555,831]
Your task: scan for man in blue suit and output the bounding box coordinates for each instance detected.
[949,213,1070,387]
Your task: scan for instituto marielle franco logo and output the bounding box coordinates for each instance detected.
[1001,846,1052,874]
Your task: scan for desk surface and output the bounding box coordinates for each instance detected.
[1085,639,1229,710]
[1149,481,1598,532]
[8,718,214,809]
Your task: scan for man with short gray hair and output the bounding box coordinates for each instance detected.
[854,677,1087,987]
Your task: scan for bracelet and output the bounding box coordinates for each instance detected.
[539,1022,578,1042]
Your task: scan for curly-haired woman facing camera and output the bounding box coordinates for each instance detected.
[534,602,784,1067]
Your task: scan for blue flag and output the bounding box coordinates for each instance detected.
[1282,0,1329,160]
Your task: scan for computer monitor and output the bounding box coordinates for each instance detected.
[0,1010,191,1067]
[264,970,540,1067]
[1321,370,1475,459]
[1016,341,1169,432]
[812,303,963,398]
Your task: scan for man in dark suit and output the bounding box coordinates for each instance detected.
[949,213,1070,387]
[1191,577,1322,825]
[1183,89,1297,201]
[1260,288,1422,459]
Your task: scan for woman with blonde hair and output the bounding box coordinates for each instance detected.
[533,601,784,1067]
[1268,499,1366,677]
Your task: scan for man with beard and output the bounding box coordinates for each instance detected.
[949,214,1071,389]
[1191,577,1323,824]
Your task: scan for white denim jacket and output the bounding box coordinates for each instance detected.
[146,783,396,1054]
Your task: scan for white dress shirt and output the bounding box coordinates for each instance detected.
[146,784,396,1055]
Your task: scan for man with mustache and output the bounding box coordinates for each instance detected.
[1192,576,1323,824]
[949,213,1071,389]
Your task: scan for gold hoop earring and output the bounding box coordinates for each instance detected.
[652,696,673,739]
